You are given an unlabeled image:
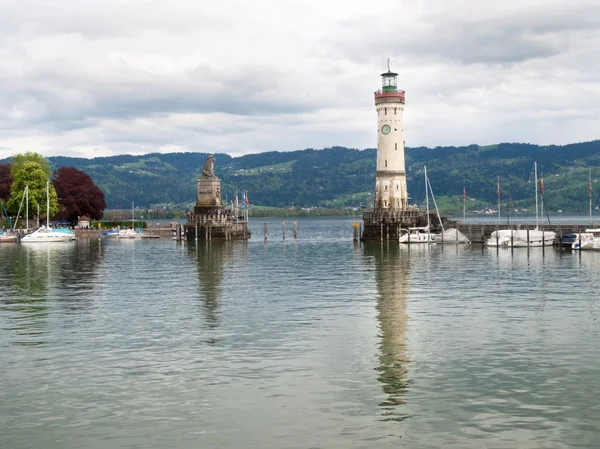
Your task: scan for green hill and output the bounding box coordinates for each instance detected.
[3,140,600,212]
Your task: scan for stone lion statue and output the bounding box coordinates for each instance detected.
[202,154,215,177]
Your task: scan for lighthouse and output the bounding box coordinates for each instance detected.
[362,64,448,241]
[374,66,408,211]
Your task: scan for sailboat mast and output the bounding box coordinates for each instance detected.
[497,176,501,225]
[132,201,135,228]
[46,181,50,228]
[463,182,466,222]
[424,166,430,229]
[590,169,593,226]
[534,162,539,229]
[428,176,444,232]
[26,185,29,231]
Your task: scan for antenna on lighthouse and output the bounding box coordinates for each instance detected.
[387,58,390,71]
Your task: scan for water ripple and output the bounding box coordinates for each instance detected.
[1,220,600,448]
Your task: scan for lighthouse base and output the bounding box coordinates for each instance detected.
[361,210,454,241]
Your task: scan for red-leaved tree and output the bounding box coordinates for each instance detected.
[52,167,107,223]
[0,164,12,201]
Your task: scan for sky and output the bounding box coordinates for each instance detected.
[0,0,599,159]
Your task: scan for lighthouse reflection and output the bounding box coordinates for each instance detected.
[364,243,411,421]
[187,242,233,327]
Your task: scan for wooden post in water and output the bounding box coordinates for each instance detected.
[496,225,499,247]
[282,222,285,240]
[293,221,297,239]
[456,227,459,246]
[386,225,389,241]
[208,223,212,241]
[481,225,485,248]
[380,223,383,242]
[559,226,563,249]
[527,227,530,249]
[353,223,358,242]
[511,226,514,252]
[264,223,268,241]
[579,228,582,250]
[542,227,545,254]
[359,223,362,242]
[195,221,198,242]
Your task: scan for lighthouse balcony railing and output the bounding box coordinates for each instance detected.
[374,90,405,101]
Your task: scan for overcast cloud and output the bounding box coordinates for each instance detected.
[0,0,598,159]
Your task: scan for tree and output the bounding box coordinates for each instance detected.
[52,167,106,223]
[7,161,59,219]
[10,152,52,178]
[0,164,11,201]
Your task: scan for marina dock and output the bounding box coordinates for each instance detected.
[454,223,593,244]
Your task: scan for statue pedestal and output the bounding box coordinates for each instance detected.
[196,177,221,208]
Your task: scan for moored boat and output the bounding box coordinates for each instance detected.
[21,182,76,244]
[571,229,600,250]
[399,227,436,244]
[0,230,18,243]
[21,226,76,243]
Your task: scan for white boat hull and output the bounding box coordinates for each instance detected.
[0,234,18,243]
[399,232,436,244]
[486,229,556,247]
[21,227,76,243]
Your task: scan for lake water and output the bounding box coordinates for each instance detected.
[1,217,600,449]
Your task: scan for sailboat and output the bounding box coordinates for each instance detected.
[116,202,143,238]
[399,166,437,244]
[21,182,76,243]
[487,163,556,247]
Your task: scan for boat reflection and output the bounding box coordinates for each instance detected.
[0,241,103,346]
[364,243,411,422]
[187,242,234,327]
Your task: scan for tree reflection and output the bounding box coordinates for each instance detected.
[187,242,233,327]
[364,243,411,421]
[0,241,102,345]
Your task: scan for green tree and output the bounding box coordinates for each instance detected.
[7,161,59,220]
[10,152,52,178]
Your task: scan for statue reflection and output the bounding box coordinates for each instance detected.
[187,242,233,327]
[364,243,411,422]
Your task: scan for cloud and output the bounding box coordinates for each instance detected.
[0,0,599,159]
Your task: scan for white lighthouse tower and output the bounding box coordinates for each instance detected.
[374,65,408,211]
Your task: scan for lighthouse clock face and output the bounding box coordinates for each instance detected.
[381,124,391,135]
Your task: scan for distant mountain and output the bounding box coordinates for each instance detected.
[4,140,600,212]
